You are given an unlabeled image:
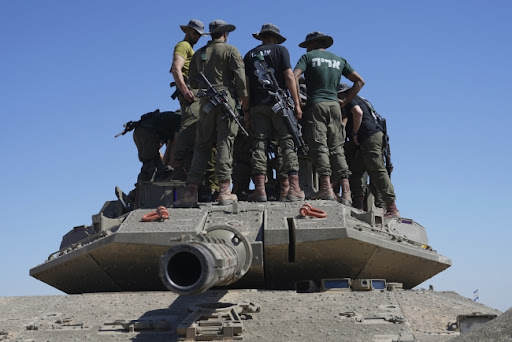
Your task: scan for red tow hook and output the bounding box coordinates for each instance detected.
[141,206,170,222]
[299,203,327,219]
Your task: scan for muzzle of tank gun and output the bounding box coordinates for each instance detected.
[159,226,253,295]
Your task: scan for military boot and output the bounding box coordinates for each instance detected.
[352,196,364,210]
[286,174,305,201]
[115,186,134,212]
[279,177,290,202]
[384,201,400,220]
[248,174,267,202]
[217,180,238,205]
[173,183,199,208]
[339,178,352,206]
[311,175,335,200]
[171,159,187,181]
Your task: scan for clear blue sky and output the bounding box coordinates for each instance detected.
[1,1,511,312]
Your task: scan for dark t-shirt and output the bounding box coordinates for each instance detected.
[140,111,182,142]
[343,96,381,142]
[295,50,354,105]
[244,44,292,106]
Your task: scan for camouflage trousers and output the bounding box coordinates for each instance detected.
[133,126,164,182]
[302,101,351,181]
[346,131,395,204]
[250,105,299,175]
[187,96,238,185]
[173,94,200,163]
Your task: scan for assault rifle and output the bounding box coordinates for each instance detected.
[380,118,394,177]
[169,82,181,100]
[195,72,249,136]
[114,109,160,138]
[252,53,308,154]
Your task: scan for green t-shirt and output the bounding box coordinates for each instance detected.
[295,50,354,105]
[173,41,194,78]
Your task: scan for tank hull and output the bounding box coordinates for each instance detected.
[30,200,450,294]
[0,289,502,341]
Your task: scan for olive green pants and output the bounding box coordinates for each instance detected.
[173,94,200,162]
[348,131,396,204]
[250,105,299,175]
[187,97,238,185]
[303,101,350,181]
[133,126,164,182]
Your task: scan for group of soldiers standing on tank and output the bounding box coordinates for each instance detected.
[133,18,400,220]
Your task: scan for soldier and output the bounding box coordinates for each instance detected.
[293,32,364,204]
[243,23,304,202]
[339,84,400,219]
[115,109,182,210]
[175,20,247,207]
[170,19,205,180]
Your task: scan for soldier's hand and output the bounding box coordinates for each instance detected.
[183,89,195,103]
[295,106,303,120]
[353,135,360,146]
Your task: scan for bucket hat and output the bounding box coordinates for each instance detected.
[208,20,236,35]
[252,23,286,44]
[180,19,205,35]
[337,83,350,93]
[298,31,333,48]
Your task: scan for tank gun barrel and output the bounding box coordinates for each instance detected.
[159,226,253,295]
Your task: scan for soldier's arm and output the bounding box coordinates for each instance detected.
[284,68,302,119]
[233,66,248,100]
[293,68,303,82]
[338,71,365,107]
[171,54,194,102]
[293,68,304,107]
[351,105,363,145]
[230,50,248,109]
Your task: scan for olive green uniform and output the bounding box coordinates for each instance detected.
[187,39,247,184]
[171,41,199,164]
[244,44,299,177]
[132,111,181,182]
[250,106,299,175]
[295,50,353,180]
[342,95,396,206]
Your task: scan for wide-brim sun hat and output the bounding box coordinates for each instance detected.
[337,83,350,93]
[298,31,333,48]
[180,19,205,35]
[208,19,236,35]
[252,23,286,44]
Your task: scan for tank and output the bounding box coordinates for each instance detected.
[30,180,449,295]
[22,181,507,341]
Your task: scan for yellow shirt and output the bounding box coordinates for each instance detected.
[173,41,194,78]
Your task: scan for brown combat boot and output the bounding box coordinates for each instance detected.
[248,174,267,202]
[279,177,290,202]
[311,175,335,200]
[173,183,199,208]
[352,196,364,210]
[217,180,238,205]
[287,174,305,201]
[384,201,400,220]
[339,178,352,206]
[171,159,187,181]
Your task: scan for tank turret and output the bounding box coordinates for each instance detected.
[30,181,451,295]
